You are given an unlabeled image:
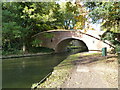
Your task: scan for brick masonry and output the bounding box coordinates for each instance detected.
[34,30,113,52]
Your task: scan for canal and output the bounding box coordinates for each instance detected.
[2,49,85,88]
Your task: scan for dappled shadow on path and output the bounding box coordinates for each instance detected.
[72,55,117,65]
[57,54,117,68]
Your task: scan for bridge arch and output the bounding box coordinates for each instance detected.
[55,37,89,52]
[34,30,114,53]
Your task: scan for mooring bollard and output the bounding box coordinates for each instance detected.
[102,47,107,56]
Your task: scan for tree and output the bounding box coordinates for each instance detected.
[71,2,94,31]
[2,2,61,54]
[2,2,25,54]
[85,2,120,52]
[85,2,120,33]
[2,2,90,55]
[55,2,79,29]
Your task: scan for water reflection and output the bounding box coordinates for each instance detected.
[2,49,87,88]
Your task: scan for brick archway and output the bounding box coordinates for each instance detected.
[33,30,113,53]
[55,37,88,52]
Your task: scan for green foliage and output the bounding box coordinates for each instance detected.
[32,39,42,47]
[85,2,120,52]
[43,33,54,38]
[115,45,120,52]
[55,2,79,29]
[102,32,120,52]
[2,2,82,55]
[2,2,58,55]
[29,47,54,53]
[85,2,120,33]
[102,32,115,44]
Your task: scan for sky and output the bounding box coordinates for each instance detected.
[91,23,101,31]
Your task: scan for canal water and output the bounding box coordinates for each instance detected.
[2,49,86,88]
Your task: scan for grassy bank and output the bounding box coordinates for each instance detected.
[2,52,53,59]
[32,52,103,88]
[2,47,54,56]
[2,47,54,59]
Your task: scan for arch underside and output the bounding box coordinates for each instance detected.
[55,38,89,53]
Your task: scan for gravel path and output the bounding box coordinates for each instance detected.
[61,54,118,88]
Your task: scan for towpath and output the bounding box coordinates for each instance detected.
[61,53,118,88]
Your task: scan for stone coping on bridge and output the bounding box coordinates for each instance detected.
[45,29,82,32]
[32,29,84,37]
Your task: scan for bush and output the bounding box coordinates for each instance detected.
[29,47,54,53]
[115,45,120,53]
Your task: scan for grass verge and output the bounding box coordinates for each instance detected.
[32,52,102,88]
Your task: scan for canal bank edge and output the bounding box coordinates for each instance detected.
[32,52,102,88]
[2,52,55,59]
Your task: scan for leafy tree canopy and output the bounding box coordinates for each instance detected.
[85,2,120,33]
[2,2,84,54]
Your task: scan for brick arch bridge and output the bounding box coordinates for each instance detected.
[33,30,114,53]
